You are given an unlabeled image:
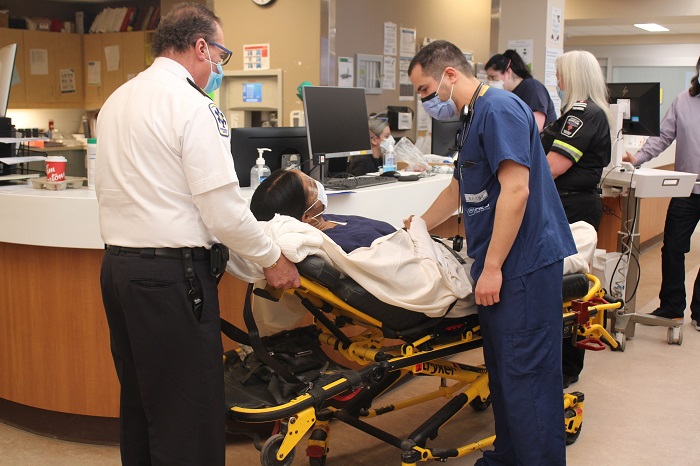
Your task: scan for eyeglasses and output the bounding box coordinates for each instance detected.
[208,41,232,66]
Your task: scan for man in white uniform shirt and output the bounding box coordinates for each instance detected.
[96,4,299,465]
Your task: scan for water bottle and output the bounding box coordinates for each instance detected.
[87,138,97,190]
[250,148,271,190]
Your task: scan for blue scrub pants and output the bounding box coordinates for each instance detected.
[475,260,566,466]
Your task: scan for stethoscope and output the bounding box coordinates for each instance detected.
[454,82,488,186]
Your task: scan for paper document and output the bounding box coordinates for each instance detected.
[0,156,47,164]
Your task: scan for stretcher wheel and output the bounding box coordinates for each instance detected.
[260,434,295,466]
[564,408,581,446]
[615,332,626,352]
[666,326,683,345]
[469,396,492,412]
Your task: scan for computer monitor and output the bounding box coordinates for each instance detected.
[302,86,372,176]
[607,82,660,137]
[431,117,462,157]
[0,43,16,118]
[230,126,309,187]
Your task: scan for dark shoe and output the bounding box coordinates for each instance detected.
[648,308,684,323]
[563,374,579,389]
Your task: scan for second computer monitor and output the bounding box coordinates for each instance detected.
[230,126,309,187]
[607,82,660,137]
[431,116,462,157]
[302,86,372,176]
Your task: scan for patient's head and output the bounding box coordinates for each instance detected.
[250,169,327,227]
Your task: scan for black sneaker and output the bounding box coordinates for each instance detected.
[563,374,579,389]
[648,308,684,323]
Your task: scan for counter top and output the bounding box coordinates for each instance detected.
[0,174,452,250]
[0,184,102,249]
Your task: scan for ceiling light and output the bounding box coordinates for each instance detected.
[634,23,669,32]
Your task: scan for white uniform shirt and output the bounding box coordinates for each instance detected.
[96,57,279,267]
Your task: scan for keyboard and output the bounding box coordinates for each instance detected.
[323,175,399,190]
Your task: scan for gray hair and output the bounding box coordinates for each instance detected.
[368,117,388,137]
[151,3,221,57]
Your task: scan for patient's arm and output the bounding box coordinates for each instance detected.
[420,177,461,230]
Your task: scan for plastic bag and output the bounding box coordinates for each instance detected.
[391,136,432,172]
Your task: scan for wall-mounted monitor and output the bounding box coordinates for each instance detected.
[431,116,461,157]
[230,126,309,187]
[607,82,660,137]
[302,86,372,176]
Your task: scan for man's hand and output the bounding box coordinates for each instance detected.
[623,151,638,165]
[263,255,300,290]
[474,267,502,306]
[403,215,414,230]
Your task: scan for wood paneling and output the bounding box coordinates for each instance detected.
[0,243,118,416]
[0,242,264,417]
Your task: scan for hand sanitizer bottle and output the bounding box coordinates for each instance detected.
[250,148,271,189]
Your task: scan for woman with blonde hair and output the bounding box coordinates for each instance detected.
[541,49,612,387]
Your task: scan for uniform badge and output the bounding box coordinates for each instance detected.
[209,103,229,137]
[560,115,583,138]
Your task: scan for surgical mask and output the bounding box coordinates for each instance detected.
[556,85,567,102]
[421,73,458,120]
[304,180,327,220]
[488,80,504,90]
[203,44,223,94]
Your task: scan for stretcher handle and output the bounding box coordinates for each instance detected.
[576,337,606,351]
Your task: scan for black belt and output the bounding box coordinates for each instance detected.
[106,245,210,261]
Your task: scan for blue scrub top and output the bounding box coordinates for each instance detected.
[454,87,576,281]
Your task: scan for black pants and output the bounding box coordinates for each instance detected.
[658,195,700,320]
[559,191,602,378]
[100,249,225,466]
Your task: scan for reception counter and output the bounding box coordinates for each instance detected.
[0,175,452,441]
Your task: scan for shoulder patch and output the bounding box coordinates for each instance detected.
[209,103,229,137]
[560,115,583,138]
[572,100,587,112]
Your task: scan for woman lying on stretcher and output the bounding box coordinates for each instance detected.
[225,169,596,335]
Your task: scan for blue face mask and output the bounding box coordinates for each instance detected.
[556,84,566,103]
[203,44,223,94]
[421,73,458,120]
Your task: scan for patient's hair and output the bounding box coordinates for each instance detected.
[250,169,308,221]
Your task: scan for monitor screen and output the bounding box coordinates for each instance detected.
[607,82,660,137]
[302,86,372,175]
[0,43,17,118]
[230,126,309,187]
[431,116,462,157]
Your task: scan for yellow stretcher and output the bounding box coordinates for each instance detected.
[222,256,623,466]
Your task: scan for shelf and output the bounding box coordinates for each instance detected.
[0,138,49,143]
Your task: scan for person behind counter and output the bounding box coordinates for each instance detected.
[485,49,557,131]
[347,115,392,176]
[95,3,299,465]
[408,40,575,466]
[624,56,700,329]
[541,49,612,388]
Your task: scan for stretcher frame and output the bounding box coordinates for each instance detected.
[225,262,622,466]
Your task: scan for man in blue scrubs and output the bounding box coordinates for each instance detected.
[408,40,576,465]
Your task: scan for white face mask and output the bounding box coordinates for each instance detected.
[488,80,504,90]
[303,179,327,220]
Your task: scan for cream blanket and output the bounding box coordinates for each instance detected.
[226,214,472,317]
